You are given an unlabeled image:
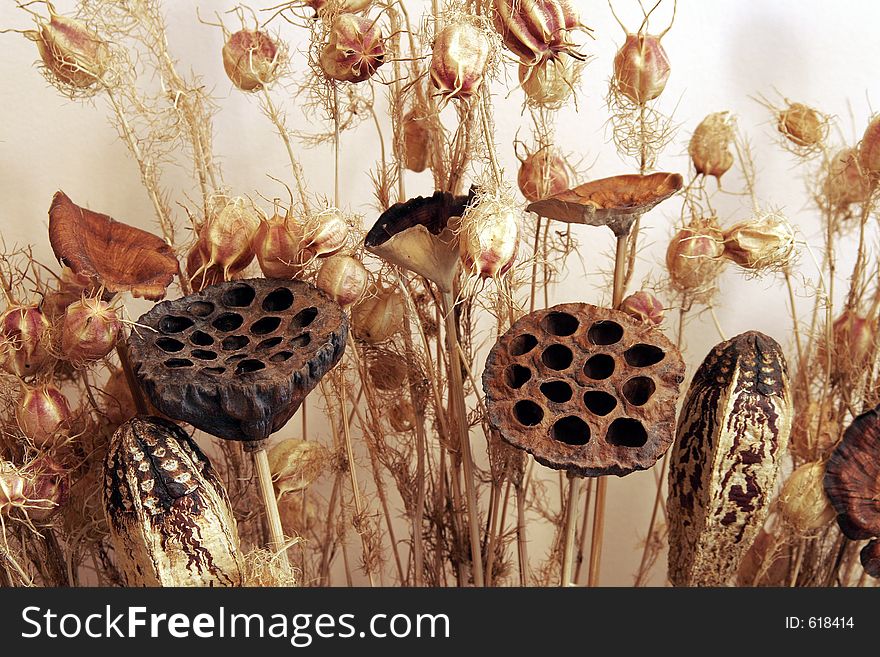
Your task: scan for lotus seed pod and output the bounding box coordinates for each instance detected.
[316,255,368,307]
[689,112,735,182]
[859,114,880,177]
[613,33,670,104]
[222,29,282,91]
[301,208,349,259]
[352,286,405,343]
[778,102,826,148]
[61,297,121,363]
[779,461,835,535]
[492,0,581,65]
[519,54,577,107]
[722,211,796,272]
[320,13,385,83]
[823,147,871,208]
[430,22,491,103]
[460,199,520,279]
[16,384,73,448]
[254,214,306,279]
[665,217,725,297]
[32,9,110,89]
[402,110,432,173]
[619,290,664,325]
[790,398,839,461]
[517,148,569,202]
[200,197,262,279]
[0,305,52,378]
[268,439,329,496]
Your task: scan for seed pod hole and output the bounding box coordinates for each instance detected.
[584,391,617,416]
[552,416,591,445]
[291,333,312,348]
[156,337,185,353]
[583,354,615,379]
[624,343,665,367]
[542,344,573,370]
[588,320,624,345]
[541,311,579,336]
[256,337,283,351]
[235,359,265,374]
[191,349,218,361]
[165,358,194,369]
[622,376,656,406]
[187,301,215,317]
[291,307,318,330]
[606,417,648,447]
[226,354,247,363]
[263,288,295,312]
[505,364,532,389]
[510,333,538,356]
[540,380,573,403]
[202,367,226,376]
[222,283,256,308]
[221,335,250,351]
[250,316,282,335]
[190,331,215,346]
[513,400,544,426]
[213,313,244,332]
[269,351,294,363]
[159,316,194,334]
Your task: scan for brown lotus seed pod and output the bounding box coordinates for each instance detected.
[222,29,282,91]
[32,9,110,89]
[689,112,735,182]
[619,291,664,326]
[665,216,725,298]
[517,148,570,202]
[778,102,826,148]
[519,54,577,107]
[668,331,792,587]
[779,461,835,535]
[722,211,796,272]
[319,13,385,84]
[483,303,685,477]
[104,416,244,586]
[268,438,329,496]
[430,22,491,103]
[613,33,670,104]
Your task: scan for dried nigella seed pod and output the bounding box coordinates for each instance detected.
[402,110,433,173]
[778,102,827,148]
[320,13,386,84]
[28,7,110,89]
[430,22,491,103]
[666,216,725,299]
[301,208,349,259]
[667,331,792,587]
[268,438,329,496]
[222,29,282,91]
[790,397,839,460]
[826,310,877,380]
[197,196,262,280]
[519,54,577,107]
[492,0,582,65]
[254,213,306,279]
[722,211,796,272]
[619,291,664,326]
[822,147,871,208]
[0,304,52,377]
[316,255,368,307]
[483,303,685,477]
[305,0,373,16]
[0,458,68,521]
[61,297,121,363]
[16,383,73,448]
[351,285,405,343]
[859,114,880,178]
[517,147,570,202]
[824,404,880,579]
[459,196,520,280]
[689,112,735,182]
[104,416,244,586]
[613,33,670,104]
[779,461,835,535]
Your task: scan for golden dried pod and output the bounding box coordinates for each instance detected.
[827,310,877,380]
[430,22,491,103]
[402,110,433,173]
[254,213,306,279]
[859,114,880,176]
[316,255,368,307]
[790,398,839,460]
[519,54,577,107]
[613,33,670,104]
[301,208,349,259]
[61,297,121,363]
[367,349,409,391]
[665,217,725,297]
[689,112,735,181]
[0,458,68,521]
[320,13,385,84]
[823,147,871,207]
[459,198,520,279]
[268,438,329,496]
[619,290,664,326]
[32,10,110,89]
[778,102,826,148]
[201,196,262,278]
[352,285,405,343]
[779,461,835,535]
[517,148,570,202]
[16,384,73,448]
[305,0,373,16]
[493,0,582,65]
[0,304,52,378]
[278,493,318,536]
[388,399,415,432]
[222,29,282,91]
[722,211,796,272]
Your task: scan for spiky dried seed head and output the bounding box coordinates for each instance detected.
[61,297,121,363]
[222,29,282,91]
[430,22,491,103]
[459,197,520,279]
[316,255,368,307]
[16,384,73,448]
[492,0,582,65]
[319,13,386,83]
[613,33,670,104]
[519,54,577,107]
[31,9,110,89]
[0,304,52,378]
[619,290,664,325]
[822,147,871,208]
[665,217,725,299]
[268,439,329,496]
[352,285,405,343]
[778,102,826,148]
[517,148,569,202]
[722,211,796,273]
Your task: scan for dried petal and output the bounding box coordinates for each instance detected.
[689,112,735,181]
[613,33,670,104]
[430,22,491,103]
[320,14,385,83]
[222,29,282,91]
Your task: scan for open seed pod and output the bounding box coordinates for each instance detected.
[364,190,474,292]
[128,278,348,445]
[48,192,178,301]
[483,303,685,477]
[526,172,683,236]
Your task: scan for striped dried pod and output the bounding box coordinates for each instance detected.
[29,7,110,90]
[222,29,282,91]
[612,33,670,104]
[722,211,796,273]
[0,304,52,378]
[777,102,826,149]
[668,331,792,587]
[351,285,405,343]
[268,438,329,496]
[61,296,121,363]
[619,291,664,326]
[319,13,385,83]
[459,197,520,280]
[519,54,577,107]
[316,255,368,307]
[689,112,735,182]
[430,22,491,103]
[254,213,306,279]
[103,416,243,587]
[822,147,871,208]
[402,109,433,173]
[16,383,73,448]
[517,147,570,202]
[198,197,262,280]
[665,216,725,299]
[492,0,582,65]
[779,461,835,535]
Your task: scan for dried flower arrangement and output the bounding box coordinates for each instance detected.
[0,0,877,590]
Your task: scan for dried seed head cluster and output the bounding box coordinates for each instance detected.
[319,13,385,84]
[613,33,670,105]
[689,112,735,182]
[517,147,569,202]
[222,29,283,91]
[722,211,796,273]
[430,21,491,103]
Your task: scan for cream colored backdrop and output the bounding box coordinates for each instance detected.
[2,0,878,585]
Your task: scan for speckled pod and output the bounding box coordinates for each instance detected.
[668,331,792,587]
[103,416,243,587]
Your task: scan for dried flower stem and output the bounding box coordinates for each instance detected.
[560,475,581,585]
[261,88,309,212]
[251,447,286,554]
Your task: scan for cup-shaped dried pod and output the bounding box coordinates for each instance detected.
[517,147,570,202]
[29,8,110,89]
[828,310,876,379]
[16,384,73,448]
[459,196,520,280]
[492,0,582,65]
[254,213,306,279]
[822,147,872,208]
[430,22,491,103]
[778,102,827,148]
[779,461,835,535]
[402,110,433,173]
[352,285,405,343]
[365,190,474,292]
[301,208,349,259]
[613,33,670,104]
[619,290,664,326]
[790,397,839,461]
[859,114,880,178]
[104,416,244,586]
[316,255,368,307]
[61,296,121,363]
[665,216,725,299]
[320,13,386,84]
[722,211,796,273]
[519,54,577,107]
[222,29,282,91]
[0,304,52,378]
[200,196,262,279]
[668,331,792,587]
[388,399,415,432]
[824,405,880,579]
[268,438,329,496]
[689,112,735,182]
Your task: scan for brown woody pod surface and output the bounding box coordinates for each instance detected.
[483,303,685,477]
[128,278,348,444]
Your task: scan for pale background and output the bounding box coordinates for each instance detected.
[1,0,878,585]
